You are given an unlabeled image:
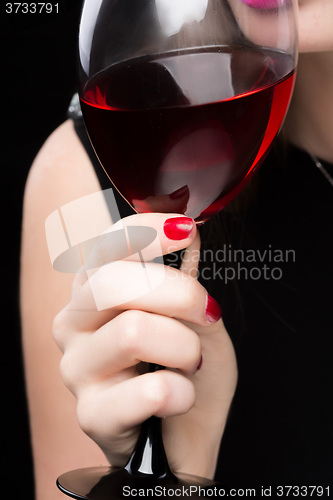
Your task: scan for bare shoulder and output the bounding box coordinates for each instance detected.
[21,119,108,500]
[24,119,100,210]
[21,118,102,319]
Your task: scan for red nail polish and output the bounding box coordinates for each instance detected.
[197,355,203,371]
[163,217,194,240]
[205,295,222,323]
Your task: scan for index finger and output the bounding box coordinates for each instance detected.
[84,212,197,271]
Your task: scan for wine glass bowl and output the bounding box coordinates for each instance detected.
[57,0,298,497]
[78,0,297,223]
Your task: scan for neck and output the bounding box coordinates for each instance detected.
[283,51,333,164]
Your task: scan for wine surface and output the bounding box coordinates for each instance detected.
[80,47,295,222]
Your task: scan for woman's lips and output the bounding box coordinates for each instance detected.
[239,0,283,9]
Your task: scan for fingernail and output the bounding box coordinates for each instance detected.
[197,355,203,371]
[163,217,194,240]
[205,295,222,323]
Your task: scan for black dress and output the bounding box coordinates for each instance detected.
[69,99,333,490]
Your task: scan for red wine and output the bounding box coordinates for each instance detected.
[80,47,295,222]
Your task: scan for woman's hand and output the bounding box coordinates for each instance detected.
[52,212,237,479]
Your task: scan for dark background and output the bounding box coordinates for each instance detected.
[2,2,333,497]
[2,1,83,497]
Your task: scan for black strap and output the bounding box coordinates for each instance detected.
[68,94,135,219]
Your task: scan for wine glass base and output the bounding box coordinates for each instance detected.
[57,466,220,499]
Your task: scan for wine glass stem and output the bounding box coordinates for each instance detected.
[124,253,182,480]
[124,364,176,480]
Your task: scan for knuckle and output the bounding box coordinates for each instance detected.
[119,310,145,355]
[76,390,119,441]
[143,374,170,413]
[182,277,199,310]
[52,309,68,350]
[76,393,98,437]
[59,349,80,392]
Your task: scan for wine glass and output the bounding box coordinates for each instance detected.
[57,0,298,498]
